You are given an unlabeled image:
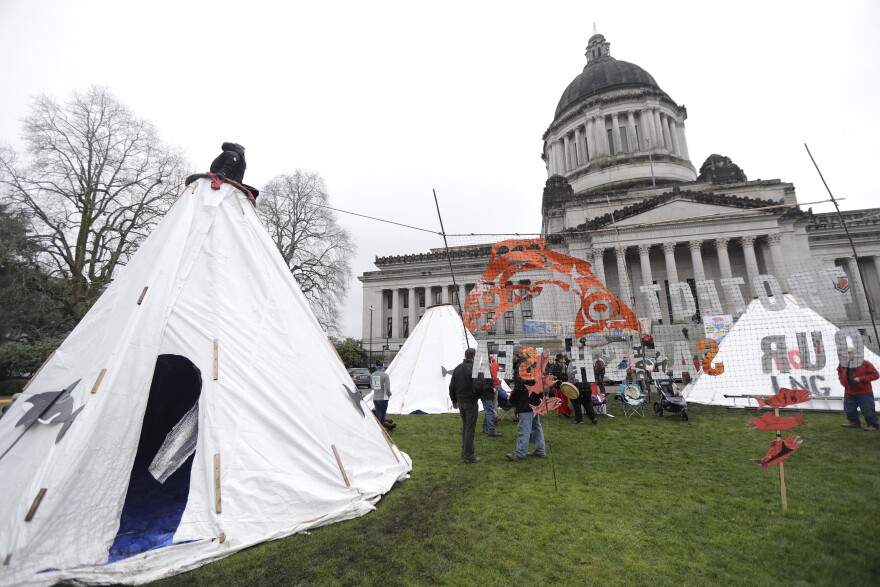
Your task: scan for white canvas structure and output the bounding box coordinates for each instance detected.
[683,295,880,410]
[384,304,478,414]
[0,178,411,586]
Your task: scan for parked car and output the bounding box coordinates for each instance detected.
[348,368,372,389]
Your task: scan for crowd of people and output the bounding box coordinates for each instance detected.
[447,345,604,464]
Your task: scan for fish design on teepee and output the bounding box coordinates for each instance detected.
[746,387,811,510]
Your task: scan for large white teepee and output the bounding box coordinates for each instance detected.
[683,295,880,410]
[0,178,411,586]
[385,304,477,414]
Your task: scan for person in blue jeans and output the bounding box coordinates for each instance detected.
[837,347,879,431]
[370,361,394,430]
[506,346,545,460]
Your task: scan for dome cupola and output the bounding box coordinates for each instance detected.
[542,28,697,194]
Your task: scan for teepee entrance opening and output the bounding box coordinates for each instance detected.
[109,354,202,562]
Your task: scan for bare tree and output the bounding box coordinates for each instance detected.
[257,171,355,336]
[0,86,187,323]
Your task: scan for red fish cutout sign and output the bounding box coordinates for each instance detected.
[525,349,556,397]
[747,411,809,431]
[751,436,803,473]
[756,387,812,409]
[463,238,639,338]
[531,396,563,416]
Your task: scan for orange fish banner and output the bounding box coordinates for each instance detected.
[755,388,812,410]
[463,238,640,338]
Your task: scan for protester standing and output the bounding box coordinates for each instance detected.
[566,356,597,425]
[482,356,502,437]
[507,346,546,460]
[449,348,482,463]
[370,361,395,430]
[838,347,879,431]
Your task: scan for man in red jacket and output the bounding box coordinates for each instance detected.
[837,347,879,431]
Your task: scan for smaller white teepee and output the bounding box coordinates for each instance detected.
[683,295,880,410]
[385,304,477,414]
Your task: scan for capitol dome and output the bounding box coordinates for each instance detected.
[556,57,660,117]
[542,31,697,195]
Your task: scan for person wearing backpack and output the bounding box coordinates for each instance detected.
[371,361,395,430]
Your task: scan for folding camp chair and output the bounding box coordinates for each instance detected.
[616,384,647,417]
[589,382,611,418]
[495,386,517,424]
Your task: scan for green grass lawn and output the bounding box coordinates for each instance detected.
[158,403,880,586]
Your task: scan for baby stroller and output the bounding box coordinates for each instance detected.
[653,379,689,421]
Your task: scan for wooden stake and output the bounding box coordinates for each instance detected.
[213,453,222,514]
[213,339,219,380]
[22,351,55,392]
[775,407,788,511]
[25,488,47,522]
[374,414,401,462]
[90,368,108,394]
[233,191,245,215]
[218,532,226,544]
[137,286,149,305]
[331,444,351,487]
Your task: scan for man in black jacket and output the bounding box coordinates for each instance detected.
[507,346,546,461]
[210,142,247,183]
[449,348,481,464]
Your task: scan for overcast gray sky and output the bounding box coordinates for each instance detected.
[2,0,878,339]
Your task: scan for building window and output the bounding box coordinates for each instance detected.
[607,129,614,154]
[487,341,498,354]
[487,312,496,335]
[403,293,409,309]
[386,292,393,310]
[434,290,442,305]
[619,127,629,153]
[452,290,459,305]
[504,311,514,334]
[522,309,532,320]
[419,290,425,307]
[386,317,393,339]
[402,316,409,337]
[635,125,641,150]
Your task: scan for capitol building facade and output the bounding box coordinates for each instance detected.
[358,32,880,370]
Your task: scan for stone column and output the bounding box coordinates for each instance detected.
[638,244,654,288]
[573,127,583,166]
[846,257,870,319]
[546,143,554,175]
[638,109,652,150]
[564,135,573,173]
[409,288,418,333]
[678,121,690,160]
[549,142,557,175]
[689,240,706,282]
[597,116,609,156]
[662,115,673,154]
[585,118,596,161]
[590,247,607,284]
[716,237,733,280]
[626,110,638,153]
[741,235,760,297]
[653,109,664,149]
[663,241,679,285]
[610,112,621,155]
[615,245,633,304]
[668,118,681,156]
[767,233,787,290]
